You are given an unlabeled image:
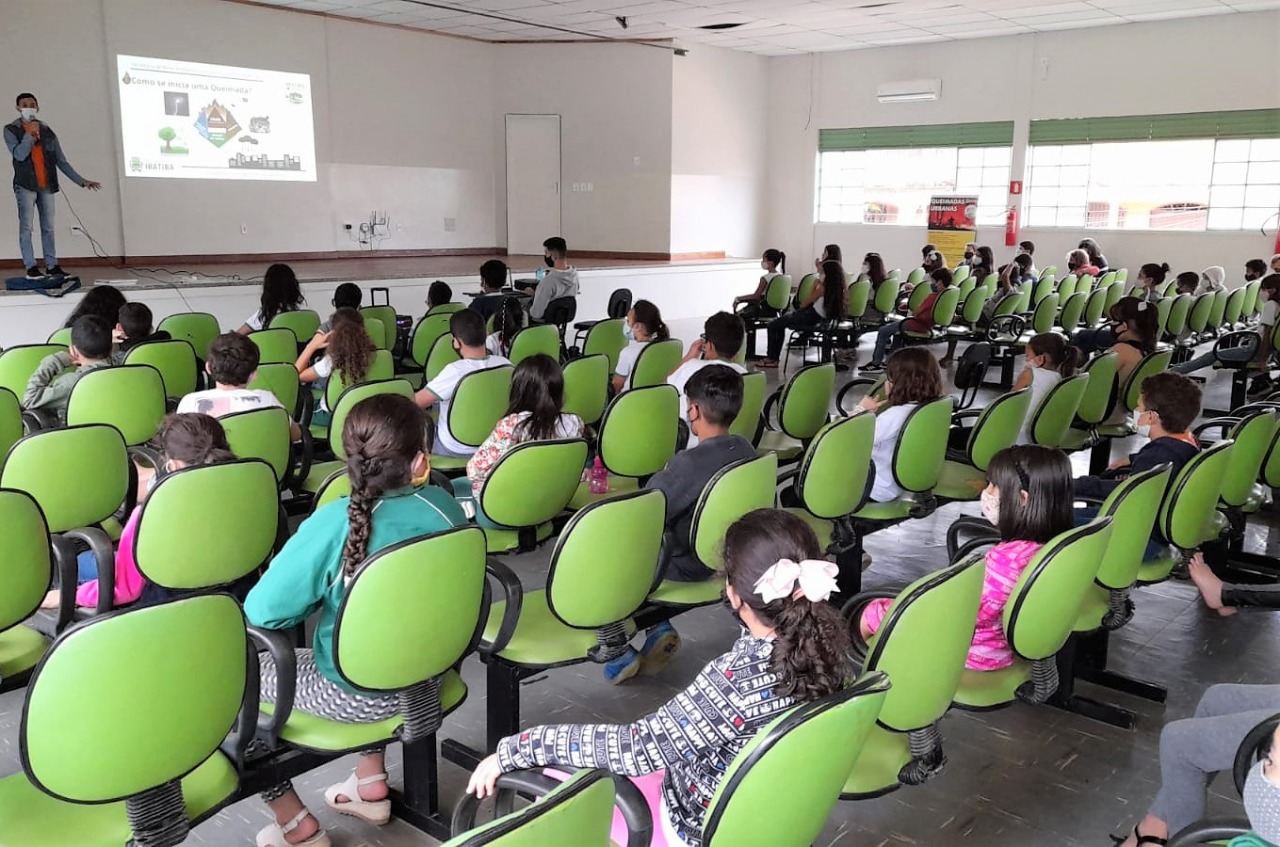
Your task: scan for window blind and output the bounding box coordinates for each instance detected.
[1029,109,1280,145]
[819,121,1015,152]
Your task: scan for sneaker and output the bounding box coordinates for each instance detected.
[1249,376,1274,397]
[602,648,641,685]
[45,265,66,277]
[638,621,681,676]
[24,266,42,279]
[861,362,885,373]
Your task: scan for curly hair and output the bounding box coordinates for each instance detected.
[326,308,376,387]
[884,347,944,407]
[722,509,852,702]
[64,284,127,328]
[154,413,237,468]
[339,394,427,577]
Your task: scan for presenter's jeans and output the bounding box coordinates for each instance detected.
[14,186,57,269]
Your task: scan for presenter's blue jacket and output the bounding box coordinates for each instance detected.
[4,119,86,193]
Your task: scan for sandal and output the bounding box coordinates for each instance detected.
[1107,826,1167,846]
[324,771,392,826]
[256,811,330,847]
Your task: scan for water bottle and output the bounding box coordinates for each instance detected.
[535,265,546,282]
[589,457,608,494]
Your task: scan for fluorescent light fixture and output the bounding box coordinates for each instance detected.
[877,79,941,103]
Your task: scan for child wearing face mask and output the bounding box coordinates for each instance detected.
[1014,333,1081,445]
[1175,274,1280,381]
[733,249,786,321]
[415,310,511,457]
[859,446,1073,671]
[41,413,238,611]
[1239,723,1280,846]
[613,299,669,393]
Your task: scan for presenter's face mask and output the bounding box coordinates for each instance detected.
[19,107,37,122]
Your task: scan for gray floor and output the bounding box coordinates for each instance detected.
[2,338,1276,846]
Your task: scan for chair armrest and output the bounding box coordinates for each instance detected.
[840,589,902,665]
[951,409,983,425]
[835,378,877,417]
[21,407,59,434]
[247,625,297,748]
[222,641,262,768]
[776,467,799,488]
[62,527,117,618]
[1167,818,1252,847]
[1233,711,1280,795]
[1193,417,1240,442]
[761,388,782,430]
[1214,329,1260,354]
[282,426,314,493]
[945,515,999,562]
[48,535,80,634]
[481,557,524,656]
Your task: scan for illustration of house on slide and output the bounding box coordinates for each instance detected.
[194,101,241,147]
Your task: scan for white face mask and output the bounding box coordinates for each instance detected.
[623,322,635,341]
[861,263,870,274]
[1135,412,1152,439]
[19,107,36,122]
[980,488,1000,526]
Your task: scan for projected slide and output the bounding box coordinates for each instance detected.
[117,55,316,182]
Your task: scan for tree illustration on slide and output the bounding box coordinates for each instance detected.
[159,127,176,151]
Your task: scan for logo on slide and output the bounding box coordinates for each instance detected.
[194,100,241,148]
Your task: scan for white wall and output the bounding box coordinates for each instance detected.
[670,45,769,258]
[766,12,1280,280]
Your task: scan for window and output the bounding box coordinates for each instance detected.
[817,122,1014,227]
[1026,110,1280,232]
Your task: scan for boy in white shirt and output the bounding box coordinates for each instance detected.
[177,332,301,441]
[415,309,511,456]
[666,311,748,449]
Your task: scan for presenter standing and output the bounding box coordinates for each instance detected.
[4,93,100,279]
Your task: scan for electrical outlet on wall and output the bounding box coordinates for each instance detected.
[443,217,457,233]
[585,182,593,192]
[240,223,248,235]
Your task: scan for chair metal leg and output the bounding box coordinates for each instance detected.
[390,735,452,841]
[1047,635,1137,730]
[832,535,865,604]
[1074,628,1168,702]
[486,659,524,752]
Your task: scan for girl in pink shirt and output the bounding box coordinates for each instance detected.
[859,445,1074,671]
[41,413,239,611]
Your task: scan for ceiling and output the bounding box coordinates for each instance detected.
[244,0,1280,55]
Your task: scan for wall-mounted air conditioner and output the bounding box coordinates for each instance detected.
[876,79,941,103]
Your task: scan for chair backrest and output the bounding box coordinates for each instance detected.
[1187,292,1216,334]
[795,413,875,519]
[1158,439,1234,551]
[363,319,388,351]
[872,278,902,315]
[47,327,73,346]
[1094,464,1173,591]
[1262,424,1280,489]
[66,364,167,447]
[547,489,665,628]
[1120,349,1173,414]
[953,342,992,409]
[0,388,22,466]
[312,469,351,512]
[1083,287,1109,327]
[793,274,818,309]
[269,309,320,341]
[958,286,987,324]
[446,366,515,450]
[0,488,51,635]
[1058,292,1088,332]
[906,280,933,312]
[124,339,200,400]
[956,275,977,299]
[691,453,778,573]
[846,279,871,319]
[134,459,279,590]
[597,384,678,478]
[963,388,1031,470]
[764,274,792,311]
[360,305,398,352]
[1208,287,1230,329]
[906,267,926,287]
[0,344,67,398]
[429,302,465,316]
[1029,293,1060,335]
[1041,265,1058,279]
[1154,295,1174,338]
[426,333,463,383]
[509,324,561,365]
[1219,412,1279,508]
[582,319,626,372]
[157,313,221,360]
[1098,271,1117,288]
[864,556,985,731]
[323,349,396,411]
[952,264,971,285]
[1030,275,1055,307]
[442,769,615,847]
[890,396,954,494]
[1004,519,1112,661]
[1076,273,1096,297]
[335,526,487,692]
[701,674,891,847]
[1057,274,1078,300]
[1223,286,1248,326]
[220,407,293,483]
[1028,373,1090,449]
[326,379,415,457]
[478,439,589,529]
[1164,293,1194,337]
[248,328,299,365]
[629,338,684,389]
[561,355,609,427]
[1103,280,1126,312]
[1243,279,1262,318]
[1076,352,1119,426]
[248,362,302,420]
[776,363,835,442]
[409,313,453,369]
[1,424,128,533]
[603,287,633,319]
[730,371,767,445]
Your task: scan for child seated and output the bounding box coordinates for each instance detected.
[613,299,669,393]
[856,347,945,503]
[177,332,302,442]
[666,311,747,448]
[466,509,850,847]
[245,394,466,847]
[859,445,1074,671]
[469,260,509,323]
[318,282,362,334]
[460,354,585,516]
[113,302,170,354]
[864,268,951,372]
[606,365,755,684]
[1014,333,1081,445]
[23,314,113,424]
[1241,721,1280,845]
[427,280,454,312]
[1075,372,1202,560]
[733,249,786,320]
[486,296,524,359]
[295,307,377,422]
[414,309,511,457]
[41,414,237,611]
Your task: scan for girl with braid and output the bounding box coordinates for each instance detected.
[466,509,852,847]
[246,394,466,847]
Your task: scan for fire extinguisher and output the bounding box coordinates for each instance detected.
[1005,206,1019,247]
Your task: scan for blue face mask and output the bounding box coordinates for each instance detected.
[623,323,635,341]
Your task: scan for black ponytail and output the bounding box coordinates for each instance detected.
[631,299,670,342]
[764,248,786,274]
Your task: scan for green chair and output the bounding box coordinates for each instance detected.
[1029,275,1055,307]
[249,327,299,364]
[319,348,396,421]
[1104,280,1126,312]
[1163,293,1194,340]
[904,279,934,314]
[1208,288,1230,333]
[646,454,778,610]
[739,272,792,357]
[269,309,320,345]
[508,325,561,365]
[581,319,627,373]
[364,319,388,351]
[310,469,351,513]
[951,264,971,286]
[0,344,66,399]
[46,327,73,346]
[952,519,1112,711]
[868,277,902,324]
[432,365,514,473]
[628,339,683,389]
[66,364,167,448]
[561,354,609,428]
[253,526,488,841]
[566,385,678,509]
[407,313,453,372]
[1081,286,1110,328]
[221,406,294,485]
[729,371,767,446]
[478,489,664,746]
[1060,352,1120,452]
[840,556,985,797]
[1200,411,1278,519]
[430,302,465,316]
[0,594,247,847]
[792,274,818,310]
[757,363,835,462]
[444,769,616,847]
[476,438,588,553]
[361,305,398,352]
[123,339,200,405]
[1026,373,1090,449]
[1076,273,1096,297]
[0,488,52,693]
[1057,274,1078,300]
[935,389,1032,502]
[853,396,954,523]
[157,312,220,360]
[1057,291,1088,333]
[905,267,926,287]
[845,279,872,321]
[0,388,23,467]
[425,333,463,384]
[300,379,415,492]
[1092,348,1174,472]
[1223,286,1248,330]
[249,362,305,423]
[1137,439,1235,585]
[1242,279,1262,321]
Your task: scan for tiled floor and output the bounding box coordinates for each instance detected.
[1,342,1275,847]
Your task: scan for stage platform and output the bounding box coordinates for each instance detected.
[0,254,759,347]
